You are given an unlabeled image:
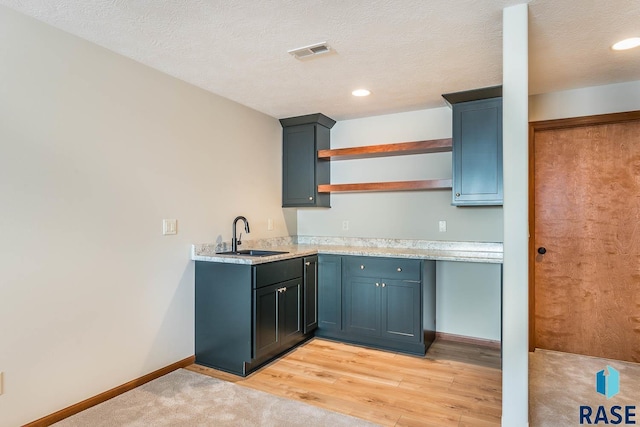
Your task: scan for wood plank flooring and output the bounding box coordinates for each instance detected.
[186,338,502,426]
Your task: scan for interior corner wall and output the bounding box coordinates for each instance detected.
[0,6,285,426]
[296,108,504,341]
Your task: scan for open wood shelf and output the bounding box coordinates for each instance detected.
[317,138,452,160]
[318,179,452,193]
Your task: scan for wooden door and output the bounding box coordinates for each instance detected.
[531,113,640,362]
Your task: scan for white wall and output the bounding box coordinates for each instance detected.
[530,80,640,121]
[0,6,286,426]
[297,108,503,241]
[501,4,529,426]
[297,108,504,341]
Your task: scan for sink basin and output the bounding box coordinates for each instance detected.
[216,250,289,257]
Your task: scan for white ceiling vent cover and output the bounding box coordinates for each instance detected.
[288,42,332,59]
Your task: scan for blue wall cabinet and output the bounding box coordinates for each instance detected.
[443,87,503,206]
[280,113,335,207]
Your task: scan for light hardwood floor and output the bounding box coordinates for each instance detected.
[186,338,502,427]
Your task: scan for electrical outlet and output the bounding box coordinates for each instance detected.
[439,220,447,232]
[267,218,274,231]
[342,220,349,231]
[162,219,177,235]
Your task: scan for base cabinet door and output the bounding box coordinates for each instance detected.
[280,280,303,348]
[254,283,280,360]
[303,256,318,334]
[318,255,342,332]
[254,278,303,361]
[344,276,381,337]
[381,280,421,344]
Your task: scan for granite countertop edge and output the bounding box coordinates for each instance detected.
[191,243,503,265]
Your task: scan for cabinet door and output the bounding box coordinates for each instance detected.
[282,124,317,207]
[253,283,280,360]
[344,276,381,337]
[452,97,503,206]
[280,279,303,348]
[318,255,342,331]
[381,280,422,344]
[303,256,318,334]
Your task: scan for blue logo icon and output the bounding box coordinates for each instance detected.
[596,366,620,399]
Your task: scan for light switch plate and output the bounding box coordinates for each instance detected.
[162,219,177,235]
[439,220,447,232]
[342,220,349,231]
[0,371,4,395]
[267,218,274,231]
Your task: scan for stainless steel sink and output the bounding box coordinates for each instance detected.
[216,249,289,257]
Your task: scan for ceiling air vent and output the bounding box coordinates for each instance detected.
[288,42,331,60]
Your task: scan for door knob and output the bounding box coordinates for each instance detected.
[537,247,546,255]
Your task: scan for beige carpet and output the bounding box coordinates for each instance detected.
[54,368,380,426]
[530,349,640,427]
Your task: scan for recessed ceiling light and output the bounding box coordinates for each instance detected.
[612,37,640,51]
[352,89,371,97]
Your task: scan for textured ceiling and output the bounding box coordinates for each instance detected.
[1,0,639,120]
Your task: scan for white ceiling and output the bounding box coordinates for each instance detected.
[1,0,639,120]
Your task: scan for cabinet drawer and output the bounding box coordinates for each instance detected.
[253,258,303,289]
[344,256,421,281]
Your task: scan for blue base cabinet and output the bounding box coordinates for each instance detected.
[195,257,312,376]
[317,254,435,356]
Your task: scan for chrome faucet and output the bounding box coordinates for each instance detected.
[232,216,250,252]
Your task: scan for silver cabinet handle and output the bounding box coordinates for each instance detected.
[309,196,313,201]
[455,192,461,197]
[382,283,386,288]
[397,267,402,272]
[305,262,311,266]
[375,283,380,287]
[360,265,365,270]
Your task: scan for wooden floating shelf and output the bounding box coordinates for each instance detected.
[318,179,452,193]
[317,138,452,160]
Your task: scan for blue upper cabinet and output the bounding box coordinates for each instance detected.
[280,113,335,208]
[443,87,503,206]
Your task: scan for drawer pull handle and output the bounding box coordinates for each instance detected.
[375,283,380,287]
[397,267,402,272]
[382,283,386,288]
[360,265,365,270]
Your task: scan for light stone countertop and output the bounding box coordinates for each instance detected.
[191,237,503,265]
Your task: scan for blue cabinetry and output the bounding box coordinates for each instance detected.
[443,86,503,206]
